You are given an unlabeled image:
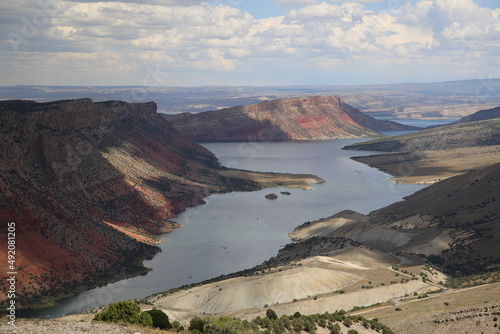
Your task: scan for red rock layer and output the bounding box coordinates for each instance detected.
[164,96,415,141]
[0,99,248,307]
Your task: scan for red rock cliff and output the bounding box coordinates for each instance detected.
[0,99,255,307]
[164,96,416,141]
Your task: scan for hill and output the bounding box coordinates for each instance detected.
[164,96,416,141]
[292,163,500,276]
[0,99,322,308]
[343,118,500,183]
[452,106,500,124]
[344,118,500,153]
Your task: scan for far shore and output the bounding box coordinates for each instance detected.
[351,145,500,184]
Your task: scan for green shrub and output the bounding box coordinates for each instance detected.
[145,309,172,329]
[329,323,341,334]
[93,301,152,327]
[189,316,207,332]
[266,308,278,320]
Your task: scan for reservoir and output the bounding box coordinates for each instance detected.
[24,137,427,318]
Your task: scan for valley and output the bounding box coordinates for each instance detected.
[0,99,323,308]
[1,92,499,334]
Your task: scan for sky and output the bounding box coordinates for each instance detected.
[1,0,499,86]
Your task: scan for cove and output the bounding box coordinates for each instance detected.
[23,137,426,319]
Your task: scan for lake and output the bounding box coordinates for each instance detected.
[24,133,433,319]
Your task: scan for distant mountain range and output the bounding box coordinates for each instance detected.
[164,96,417,141]
[2,79,500,117]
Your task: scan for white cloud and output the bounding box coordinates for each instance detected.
[274,0,318,4]
[1,0,499,86]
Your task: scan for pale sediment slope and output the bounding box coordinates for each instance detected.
[154,267,362,315]
[148,246,442,324]
[289,211,453,256]
[231,280,429,321]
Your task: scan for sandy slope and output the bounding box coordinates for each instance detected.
[148,247,440,324]
[154,266,362,314]
[289,211,453,256]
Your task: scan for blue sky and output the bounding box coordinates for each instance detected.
[1,0,499,86]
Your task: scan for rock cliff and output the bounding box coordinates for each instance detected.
[0,99,263,307]
[164,96,417,141]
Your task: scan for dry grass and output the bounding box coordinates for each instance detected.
[355,282,500,334]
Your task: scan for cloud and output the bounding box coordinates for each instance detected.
[1,0,499,86]
[274,0,318,4]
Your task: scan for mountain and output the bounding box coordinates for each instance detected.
[0,99,321,307]
[452,106,500,124]
[164,96,417,141]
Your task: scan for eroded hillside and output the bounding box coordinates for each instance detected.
[0,99,321,307]
[164,96,416,141]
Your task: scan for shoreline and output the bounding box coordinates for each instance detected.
[9,168,325,314]
[351,146,500,184]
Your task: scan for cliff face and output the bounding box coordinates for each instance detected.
[0,99,256,307]
[164,96,416,141]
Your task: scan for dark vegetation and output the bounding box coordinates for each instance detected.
[93,301,395,333]
[186,310,394,334]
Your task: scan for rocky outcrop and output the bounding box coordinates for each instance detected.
[164,96,416,141]
[0,99,262,307]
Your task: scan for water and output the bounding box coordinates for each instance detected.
[24,120,448,319]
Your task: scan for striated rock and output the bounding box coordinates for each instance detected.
[164,96,417,141]
[0,99,262,307]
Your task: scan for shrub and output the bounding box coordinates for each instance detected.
[93,301,152,327]
[145,309,172,329]
[330,323,341,334]
[343,318,353,327]
[266,308,278,320]
[189,316,207,332]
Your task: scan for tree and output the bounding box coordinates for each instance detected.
[266,308,278,320]
[93,301,152,327]
[145,309,172,330]
[189,316,207,333]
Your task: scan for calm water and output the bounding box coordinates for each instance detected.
[25,122,455,318]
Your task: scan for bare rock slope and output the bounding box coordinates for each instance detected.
[164,96,416,141]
